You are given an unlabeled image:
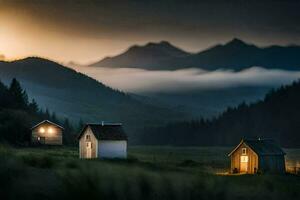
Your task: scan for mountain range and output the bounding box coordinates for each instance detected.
[0,57,187,143]
[90,38,300,71]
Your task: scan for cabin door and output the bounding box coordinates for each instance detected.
[240,156,248,172]
[37,136,46,144]
[86,142,92,158]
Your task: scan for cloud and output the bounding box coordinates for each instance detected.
[70,66,300,93]
[0,54,5,60]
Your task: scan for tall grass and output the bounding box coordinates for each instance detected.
[57,163,300,200]
[0,145,299,200]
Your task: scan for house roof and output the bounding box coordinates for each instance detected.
[78,123,127,141]
[228,138,285,156]
[31,120,64,130]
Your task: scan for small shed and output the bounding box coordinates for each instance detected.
[31,120,64,145]
[228,138,286,174]
[78,123,128,159]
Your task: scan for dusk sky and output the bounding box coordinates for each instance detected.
[0,0,300,64]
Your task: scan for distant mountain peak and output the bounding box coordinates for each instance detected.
[226,38,251,47]
[118,40,189,56]
[158,40,172,46]
[230,38,244,43]
[89,40,191,68]
[143,41,177,49]
[160,40,170,44]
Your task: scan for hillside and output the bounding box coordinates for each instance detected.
[90,38,300,71]
[0,57,186,142]
[141,80,300,147]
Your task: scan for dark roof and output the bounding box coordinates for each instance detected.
[31,120,64,130]
[229,138,285,156]
[78,123,127,141]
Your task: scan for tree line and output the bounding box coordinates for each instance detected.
[140,81,300,147]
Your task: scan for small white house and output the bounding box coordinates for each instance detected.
[78,123,127,159]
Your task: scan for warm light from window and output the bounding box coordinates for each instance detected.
[48,127,54,134]
[241,156,248,163]
[39,127,45,133]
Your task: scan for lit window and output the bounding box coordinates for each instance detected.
[37,137,41,141]
[241,156,248,163]
[86,142,92,148]
[39,127,45,133]
[242,148,247,155]
[48,127,54,134]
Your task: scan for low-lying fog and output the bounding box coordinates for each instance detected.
[70,66,300,93]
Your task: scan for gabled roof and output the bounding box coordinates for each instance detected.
[78,123,127,141]
[31,120,64,130]
[228,138,285,156]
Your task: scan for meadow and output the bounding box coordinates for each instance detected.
[0,145,299,200]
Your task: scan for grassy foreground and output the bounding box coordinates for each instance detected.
[0,145,299,200]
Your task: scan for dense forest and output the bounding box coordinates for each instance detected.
[0,78,78,145]
[140,80,300,147]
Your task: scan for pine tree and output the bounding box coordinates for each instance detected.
[0,79,10,107]
[0,79,7,91]
[28,98,39,114]
[22,89,29,106]
[45,108,51,119]
[63,118,75,145]
[51,112,58,123]
[9,78,28,109]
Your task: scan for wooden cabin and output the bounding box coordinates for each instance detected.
[31,120,64,145]
[228,138,286,174]
[78,123,128,159]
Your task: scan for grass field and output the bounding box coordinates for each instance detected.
[0,145,299,200]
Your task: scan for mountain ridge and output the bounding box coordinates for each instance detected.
[90,38,300,71]
[90,41,192,69]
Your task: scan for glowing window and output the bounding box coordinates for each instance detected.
[242,148,247,155]
[48,127,54,134]
[39,127,45,133]
[86,142,92,148]
[241,156,248,163]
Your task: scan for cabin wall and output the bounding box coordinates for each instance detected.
[259,155,286,173]
[32,124,63,145]
[98,140,127,159]
[79,127,98,159]
[230,143,258,174]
